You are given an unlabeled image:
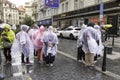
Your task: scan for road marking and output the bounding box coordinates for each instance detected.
[57,50,120,80]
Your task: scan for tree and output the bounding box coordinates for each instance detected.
[22,16,34,27]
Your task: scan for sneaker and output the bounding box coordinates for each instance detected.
[50,64,53,66]
[78,60,82,62]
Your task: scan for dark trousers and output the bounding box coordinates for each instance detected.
[4,48,12,61]
[34,50,37,56]
[45,53,55,64]
[21,53,29,63]
[77,46,85,61]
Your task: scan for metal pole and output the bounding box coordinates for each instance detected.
[51,8,53,26]
[102,46,107,71]
[112,35,114,46]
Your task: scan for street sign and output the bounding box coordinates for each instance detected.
[44,0,60,8]
[99,3,104,22]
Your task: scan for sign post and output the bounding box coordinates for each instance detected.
[99,2,104,24]
[44,0,60,25]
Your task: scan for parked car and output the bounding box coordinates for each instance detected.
[59,26,81,40]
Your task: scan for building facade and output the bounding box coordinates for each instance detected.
[2,0,19,25]
[32,0,38,21]
[18,5,25,25]
[0,0,3,20]
[24,1,34,20]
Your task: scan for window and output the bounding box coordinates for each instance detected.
[62,4,64,13]
[79,0,84,9]
[65,2,68,12]
[74,0,78,10]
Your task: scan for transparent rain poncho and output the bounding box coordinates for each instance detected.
[11,25,34,58]
[42,26,58,57]
[82,27,99,55]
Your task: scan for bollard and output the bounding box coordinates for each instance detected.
[102,46,107,71]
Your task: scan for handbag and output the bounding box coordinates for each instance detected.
[4,42,12,48]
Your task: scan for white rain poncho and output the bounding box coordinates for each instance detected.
[42,26,58,57]
[77,24,87,47]
[94,25,104,55]
[32,26,45,50]
[11,25,34,58]
[82,27,99,55]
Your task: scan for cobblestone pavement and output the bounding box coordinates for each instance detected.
[0,53,119,80]
[58,37,120,78]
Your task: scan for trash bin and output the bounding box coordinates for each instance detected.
[106,46,112,54]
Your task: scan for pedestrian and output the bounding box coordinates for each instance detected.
[42,26,58,66]
[94,24,104,59]
[0,24,15,64]
[28,24,39,58]
[81,22,100,67]
[12,25,34,65]
[32,25,45,62]
[77,24,86,62]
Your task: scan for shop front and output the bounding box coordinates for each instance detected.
[53,0,120,29]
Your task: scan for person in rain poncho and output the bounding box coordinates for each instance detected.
[28,24,39,57]
[94,24,104,57]
[0,24,15,63]
[81,23,100,67]
[11,25,34,65]
[42,26,58,66]
[77,24,87,62]
[32,25,45,62]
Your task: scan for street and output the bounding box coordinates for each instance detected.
[0,37,120,80]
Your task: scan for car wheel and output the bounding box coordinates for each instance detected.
[70,34,74,40]
[60,33,63,38]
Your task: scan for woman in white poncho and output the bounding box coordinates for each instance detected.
[82,24,100,66]
[42,26,58,66]
[11,25,34,65]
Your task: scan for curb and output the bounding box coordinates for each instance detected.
[57,50,120,80]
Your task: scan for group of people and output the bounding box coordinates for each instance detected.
[0,20,58,67]
[77,22,104,67]
[0,18,105,68]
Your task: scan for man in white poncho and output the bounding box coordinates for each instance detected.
[11,25,34,65]
[42,26,58,66]
[81,23,100,67]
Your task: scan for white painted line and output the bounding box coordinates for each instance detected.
[101,51,120,60]
[57,50,120,80]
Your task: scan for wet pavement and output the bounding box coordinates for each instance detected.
[0,51,119,80]
[0,37,120,80]
[58,37,120,78]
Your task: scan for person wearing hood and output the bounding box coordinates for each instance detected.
[32,25,45,62]
[77,24,86,62]
[13,25,34,65]
[28,24,39,57]
[81,23,99,67]
[42,26,58,66]
[94,24,104,58]
[0,24,15,63]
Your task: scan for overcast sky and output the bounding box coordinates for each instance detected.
[9,0,32,6]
